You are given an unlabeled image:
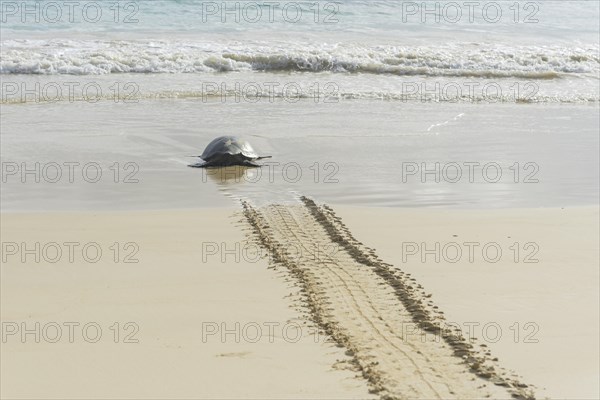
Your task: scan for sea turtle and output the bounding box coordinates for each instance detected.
[188,136,271,168]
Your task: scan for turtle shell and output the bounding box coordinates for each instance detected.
[200,136,259,161]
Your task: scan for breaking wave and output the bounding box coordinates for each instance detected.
[2,39,598,79]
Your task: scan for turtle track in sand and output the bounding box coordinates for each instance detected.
[241,197,535,400]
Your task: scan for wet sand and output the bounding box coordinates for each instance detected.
[2,99,598,211]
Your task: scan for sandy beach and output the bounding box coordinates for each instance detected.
[2,204,597,399]
[2,1,599,398]
[335,205,600,399]
[0,208,373,399]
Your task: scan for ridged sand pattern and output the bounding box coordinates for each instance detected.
[241,197,535,400]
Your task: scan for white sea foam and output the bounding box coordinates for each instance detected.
[1,39,598,79]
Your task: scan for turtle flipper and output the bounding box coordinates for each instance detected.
[188,160,211,168]
[241,160,261,168]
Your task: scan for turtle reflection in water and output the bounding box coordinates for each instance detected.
[189,136,271,168]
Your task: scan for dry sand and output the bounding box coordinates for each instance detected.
[0,209,374,399]
[1,203,598,399]
[334,205,600,400]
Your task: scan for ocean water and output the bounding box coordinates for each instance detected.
[1,0,599,210]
